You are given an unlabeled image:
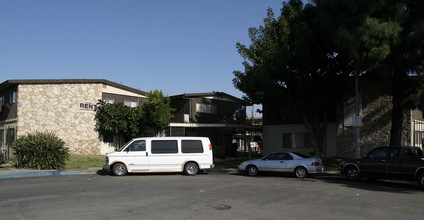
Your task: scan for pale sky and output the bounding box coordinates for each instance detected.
[0,0,285,116]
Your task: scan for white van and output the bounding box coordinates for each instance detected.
[103,137,214,176]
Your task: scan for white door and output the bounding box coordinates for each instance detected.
[126,140,149,171]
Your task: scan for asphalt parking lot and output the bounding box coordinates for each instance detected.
[1,171,423,220]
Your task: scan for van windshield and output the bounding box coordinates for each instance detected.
[118,140,133,151]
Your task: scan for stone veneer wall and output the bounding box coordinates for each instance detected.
[17,83,103,154]
[336,95,412,158]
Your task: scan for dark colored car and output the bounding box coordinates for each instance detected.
[340,146,424,187]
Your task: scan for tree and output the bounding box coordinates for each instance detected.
[315,0,424,146]
[233,0,352,155]
[142,90,173,136]
[95,101,143,147]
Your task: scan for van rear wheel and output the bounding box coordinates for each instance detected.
[184,162,198,175]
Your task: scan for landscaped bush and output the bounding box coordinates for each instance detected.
[12,131,69,170]
[213,147,227,160]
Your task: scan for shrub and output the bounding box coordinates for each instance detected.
[213,147,227,160]
[12,131,70,170]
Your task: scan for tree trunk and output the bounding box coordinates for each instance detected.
[390,79,404,146]
[302,113,327,156]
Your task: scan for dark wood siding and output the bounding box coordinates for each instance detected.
[0,85,18,121]
[171,97,246,124]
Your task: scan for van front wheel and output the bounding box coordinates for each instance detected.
[184,162,199,175]
[113,163,127,176]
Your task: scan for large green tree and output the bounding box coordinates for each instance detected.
[95,101,143,146]
[315,0,424,146]
[142,90,173,136]
[233,0,352,155]
[95,90,173,143]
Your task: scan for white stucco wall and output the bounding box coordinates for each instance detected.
[263,123,337,156]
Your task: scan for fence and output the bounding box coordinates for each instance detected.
[412,119,424,149]
[0,126,16,161]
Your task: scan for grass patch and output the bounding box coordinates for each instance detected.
[321,155,342,171]
[214,159,246,169]
[64,154,105,170]
[0,166,11,171]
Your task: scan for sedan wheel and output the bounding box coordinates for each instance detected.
[295,167,308,178]
[247,166,259,176]
[345,167,360,181]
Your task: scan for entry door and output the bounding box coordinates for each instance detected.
[126,140,149,171]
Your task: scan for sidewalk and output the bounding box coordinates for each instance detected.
[0,163,100,179]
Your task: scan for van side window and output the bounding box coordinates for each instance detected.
[182,140,204,153]
[151,140,178,154]
[128,140,146,151]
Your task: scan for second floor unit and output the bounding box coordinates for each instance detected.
[170,92,247,125]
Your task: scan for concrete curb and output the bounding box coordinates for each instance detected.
[0,165,340,179]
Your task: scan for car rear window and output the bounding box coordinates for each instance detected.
[292,152,310,158]
[151,140,178,154]
[181,140,204,153]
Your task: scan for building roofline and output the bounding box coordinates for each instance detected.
[170,92,246,103]
[0,79,148,95]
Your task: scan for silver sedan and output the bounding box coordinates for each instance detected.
[238,152,324,178]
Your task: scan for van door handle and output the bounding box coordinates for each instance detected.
[280,161,284,163]
[146,152,148,157]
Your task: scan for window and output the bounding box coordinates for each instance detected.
[401,147,423,158]
[196,103,215,114]
[182,140,204,153]
[283,133,311,148]
[0,96,3,112]
[266,153,293,160]
[368,148,387,159]
[151,140,178,154]
[104,98,114,104]
[124,100,139,107]
[128,140,146,151]
[6,128,15,145]
[10,91,16,104]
